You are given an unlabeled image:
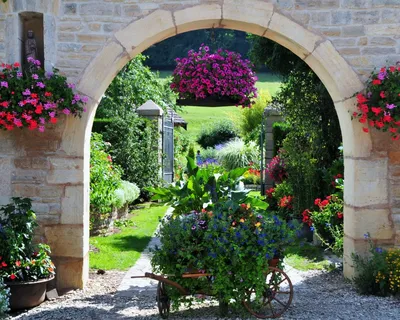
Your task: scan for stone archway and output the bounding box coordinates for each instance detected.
[1,0,396,291]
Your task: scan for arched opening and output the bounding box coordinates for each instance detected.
[55,2,389,290]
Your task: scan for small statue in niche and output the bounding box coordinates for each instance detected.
[25,29,37,62]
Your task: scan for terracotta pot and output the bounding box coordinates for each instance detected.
[5,275,54,310]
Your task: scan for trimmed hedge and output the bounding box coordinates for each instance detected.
[197,120,238,149]
[272,122,290,156]
[92,118,114,134]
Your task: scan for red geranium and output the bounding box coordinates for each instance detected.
[353,63,400,140]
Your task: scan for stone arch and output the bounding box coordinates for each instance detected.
[57,1,391,289]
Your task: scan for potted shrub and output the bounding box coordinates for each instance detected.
[0,59,86,132]
[170,45,258,107]
[0,197,56,310]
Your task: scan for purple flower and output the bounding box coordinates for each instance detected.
[386,104,397,110]
[32,74,39,80]
[17,72,23,78]
[63,108,71,115]
[82,96,89,103]
[377,71,387,80]
[38,126,45,132]
[46,72,54,79]
[49,111,56,118]
[36,82,45,88]
[191,225,196,230]
[22,89,31,96]
[67,83,75,89]
[0,81,8,88]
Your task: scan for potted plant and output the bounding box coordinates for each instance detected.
[0,59,87,132]
[0,197,56,310]
[170,45,258,107]
[352,63,400,140]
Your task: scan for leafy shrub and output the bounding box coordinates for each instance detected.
[102,113,160,196]
[90,133,122,227]
[114,181,140,208]
[0,198,56,282]
[302,179,344,256]
[236,89,272,142]
[216,138,259,170]
[266,155,287,184]
[272,181,294,221]
[96,54,176,119]
[272,122,290,156]
[0,278,9,315]
[197,120,238,149]
[92,118,114,134]
[199,147,218,162]
[352,234,400,296]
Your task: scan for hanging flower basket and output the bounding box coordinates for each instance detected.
[352,63,400,140]
[0,58,87,132]
[171,45,258,108]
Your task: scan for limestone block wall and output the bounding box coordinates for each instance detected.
[0,0,399,290]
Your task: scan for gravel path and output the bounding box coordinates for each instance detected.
[6,213,400,320]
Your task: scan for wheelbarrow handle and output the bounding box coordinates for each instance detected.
[131,272,188,295]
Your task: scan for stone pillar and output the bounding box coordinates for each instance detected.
[264,107,283,189]
[137,100,164,180]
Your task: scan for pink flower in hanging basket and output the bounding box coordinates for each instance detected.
[171,45,258,108]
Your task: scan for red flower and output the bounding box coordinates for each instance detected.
[44,92,52,97]
[356,93,368,104]
[314,198,321,205]
[372,79,381,85]
[390,66,396,72]
[10,274,16,280]
[380,91,386,99]
[15,260,21,267]
[362,127,369,133]
[371,107,383,116]
[1,261,7,267]
[359,117,367,124]
[390,127,397,133]
[319,200,329,208]
[50,117,57,124]
[13,62,20,67]
[337,212,343,219]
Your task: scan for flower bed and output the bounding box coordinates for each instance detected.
[0,59,86,131]
[353,64,400,140]
[170,46,258,108]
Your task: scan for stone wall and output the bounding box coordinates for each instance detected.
[0,0,399,290]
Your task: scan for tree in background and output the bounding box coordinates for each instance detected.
[96,54,176,119]
[248,36,342,214]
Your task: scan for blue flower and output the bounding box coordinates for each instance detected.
[325,223,331,227]
[310,226,315,232]
[364,233,369,239]
[265,253,270,259]
[376,247,383,254]
[235,231,242,239]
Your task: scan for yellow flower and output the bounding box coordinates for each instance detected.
[255,222,261,227]
[240,218,245,223]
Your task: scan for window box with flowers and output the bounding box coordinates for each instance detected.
[170,46,258,107]
[0,58,86,132]
[0,198,56,311]
[353,63,400,140]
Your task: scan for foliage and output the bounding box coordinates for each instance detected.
[302,179,344,256]
[0,278,9,316]
[92,118,114,134]
[90,204,168,270]
[90,133,122,220]
[144,29,250,69]
[196,120,238,149]
[216,139,259,171]
[272,181,294,221]
[148,157,266,216]
[151,195,298,309]
[242,167,261,185]
[353,64,400,140]
[96,54,176,119]
[266,155,287,184]
[272,122,290,156]
[352,233,400,296]
[0,198,56,282]
[236,89,272,142]
[0,60,86,131]
[102,113,160,195]
[249,35,342,214]
[171,46,258,107]
[114,181,140,208]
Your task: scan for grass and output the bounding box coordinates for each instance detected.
[284,243,334,271]
[89,203,168,270]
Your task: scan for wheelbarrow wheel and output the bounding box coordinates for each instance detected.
[242,267,293,319]
[156,282,170,319]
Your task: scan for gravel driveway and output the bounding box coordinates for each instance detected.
[6,267,400,320]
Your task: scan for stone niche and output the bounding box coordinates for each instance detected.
[19,12,44,70]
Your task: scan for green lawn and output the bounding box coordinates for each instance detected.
[89,203,168,270]
[284,243,333,271]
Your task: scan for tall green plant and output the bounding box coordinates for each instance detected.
[216,139,259,171]
[102,113,160,196]
[197,120,238,149]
